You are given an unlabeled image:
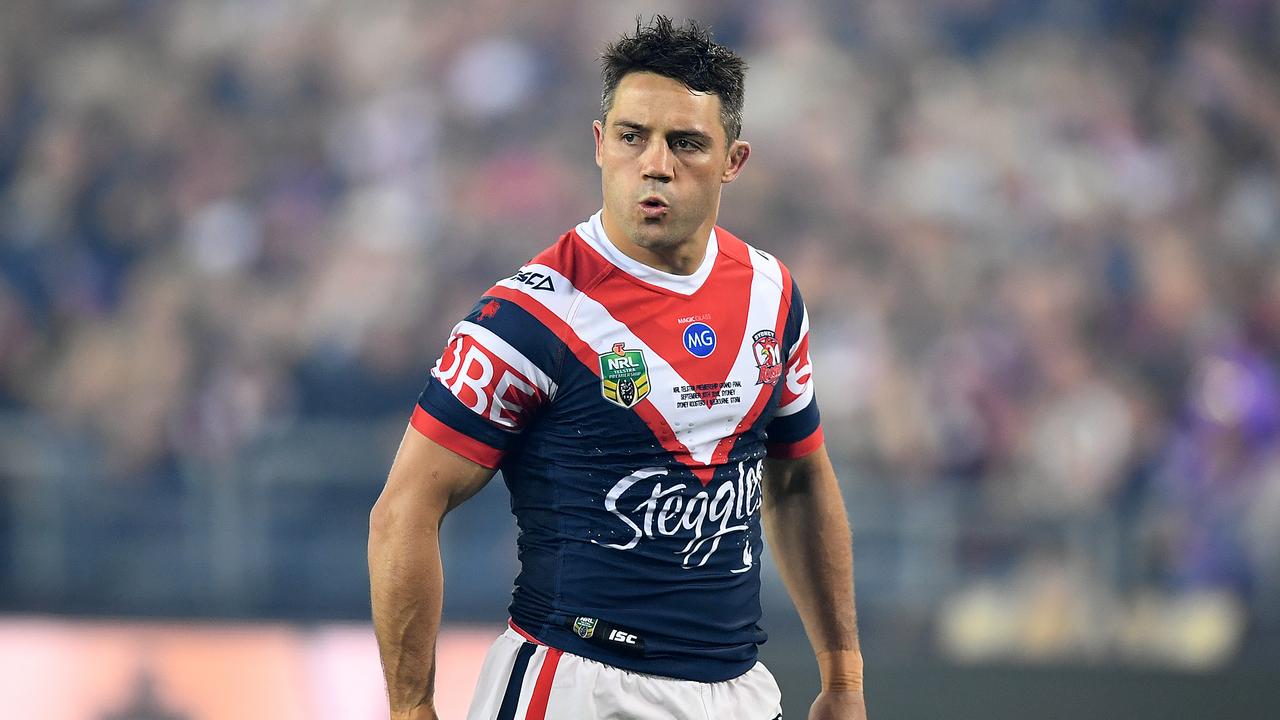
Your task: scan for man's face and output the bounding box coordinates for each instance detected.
[594,72,749,258]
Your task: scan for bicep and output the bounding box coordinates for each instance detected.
[372,424,498,529]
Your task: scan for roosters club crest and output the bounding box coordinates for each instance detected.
[752,330,783,385]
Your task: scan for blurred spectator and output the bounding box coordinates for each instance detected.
[1,0,1278,665]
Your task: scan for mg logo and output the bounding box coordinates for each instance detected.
[682,322,716,358]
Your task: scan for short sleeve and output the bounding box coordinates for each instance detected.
[764,280,823,458]
[411,296,561,468]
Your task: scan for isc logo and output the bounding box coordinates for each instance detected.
[682,322,716,358]
[607,629,638,645]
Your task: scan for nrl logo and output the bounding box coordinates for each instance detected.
[573,617,598,639]
[599,342,651,409]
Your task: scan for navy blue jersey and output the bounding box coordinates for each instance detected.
[412,212,822,681]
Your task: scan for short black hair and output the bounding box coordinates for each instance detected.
[600,15,748,143]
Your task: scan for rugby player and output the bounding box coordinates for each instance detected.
[369,15,867,719]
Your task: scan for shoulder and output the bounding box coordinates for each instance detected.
[715,225,797,309]
[485,228,617,305]
[434,230,590,381]
[492,232,590,308]
[458,227,614,371]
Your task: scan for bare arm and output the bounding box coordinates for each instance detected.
[368,425,497,720]
[763,445,867,719]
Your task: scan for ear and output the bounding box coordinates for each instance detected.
[721,140,750,184]
[593,120,605,168]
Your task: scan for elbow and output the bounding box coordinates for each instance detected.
[368,497,390,548]
[368,486,442,547]
[368,493,403,547]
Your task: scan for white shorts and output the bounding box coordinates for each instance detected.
[465,625,784,720]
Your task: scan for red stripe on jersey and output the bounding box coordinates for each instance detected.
[487,285,707,479]
[689,464,714,485]
[712,226,754,266]
[568,232,753,410]
[524,648,563,720]
[528,231,614,295]
[496,230,795,488]
[766,426,825,459]
[410,405,504,468]
[702,264,796,470]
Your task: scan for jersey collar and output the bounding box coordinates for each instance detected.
[575,210,718,296]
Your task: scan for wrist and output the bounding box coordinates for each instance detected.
[390,703,436,720]
[816,648,864,693]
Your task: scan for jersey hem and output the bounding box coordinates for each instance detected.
[509,616,758,683]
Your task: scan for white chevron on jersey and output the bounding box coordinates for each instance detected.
[494,257,786,467]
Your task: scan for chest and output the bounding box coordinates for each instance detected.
[548,275,789,475]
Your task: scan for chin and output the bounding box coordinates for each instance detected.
[630,225,683,250]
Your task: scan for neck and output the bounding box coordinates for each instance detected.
[599,211,715,276]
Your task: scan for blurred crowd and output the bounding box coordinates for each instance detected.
[2,0,1279,661]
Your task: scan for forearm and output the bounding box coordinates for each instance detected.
[368,428,497,719]
[763,455,862,689]
[369,515,444,717]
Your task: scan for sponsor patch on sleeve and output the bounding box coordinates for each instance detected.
[433,333,548,429]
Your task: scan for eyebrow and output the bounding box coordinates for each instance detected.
[612,120,714,144]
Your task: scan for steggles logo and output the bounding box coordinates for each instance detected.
[592,459,764,572]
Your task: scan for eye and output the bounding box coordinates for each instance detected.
[673,138,700,151]
[620,132,639,144]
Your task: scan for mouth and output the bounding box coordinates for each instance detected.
[639,196,669,219]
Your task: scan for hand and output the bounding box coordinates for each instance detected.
[809,689,867,720]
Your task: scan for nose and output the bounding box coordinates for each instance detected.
[641,141,673,182]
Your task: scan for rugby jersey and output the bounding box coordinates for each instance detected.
[412,210,822,682]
